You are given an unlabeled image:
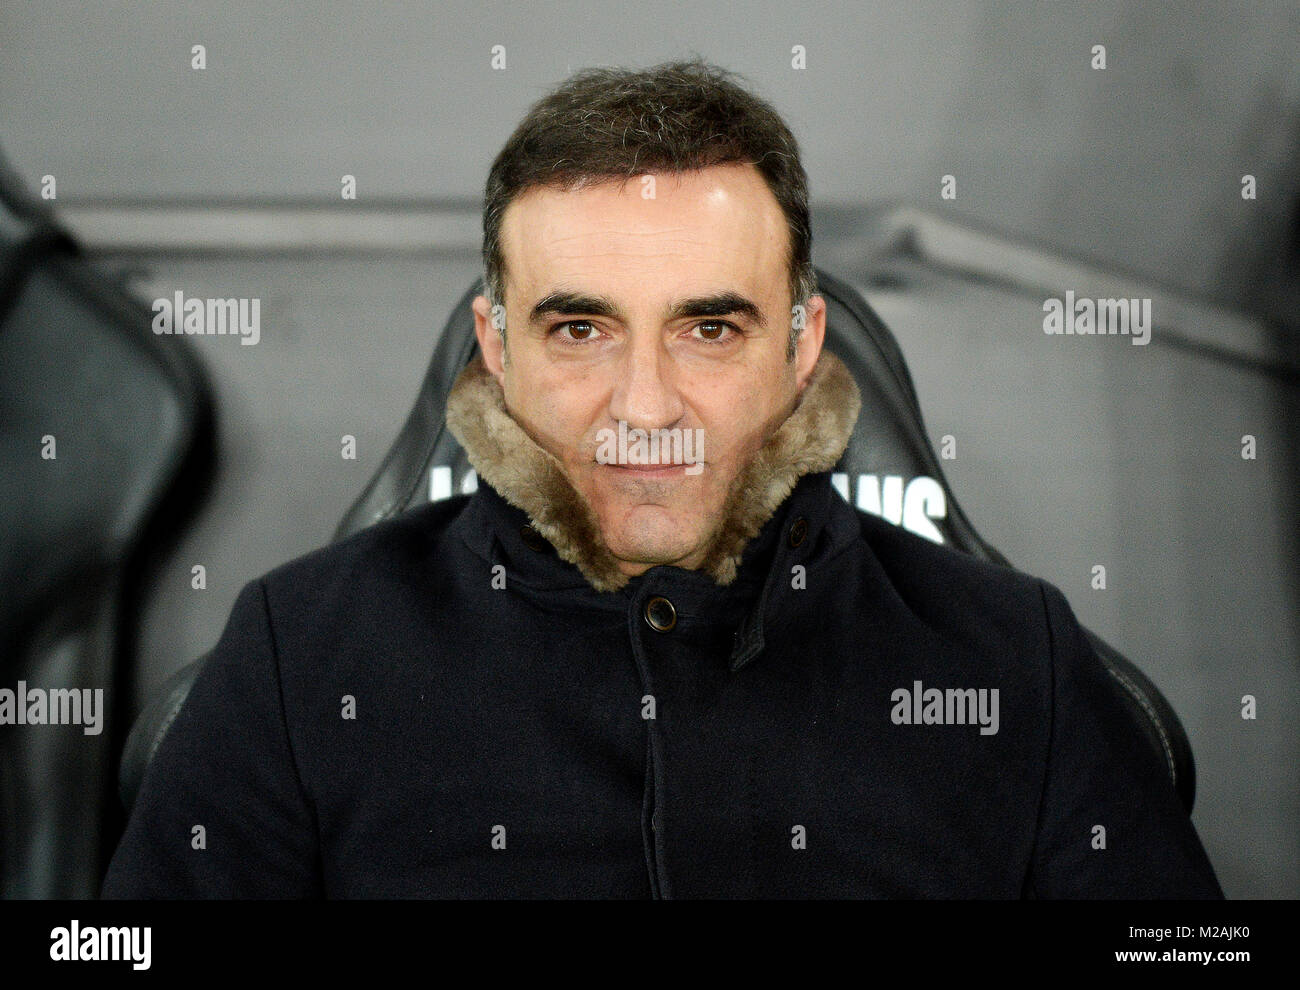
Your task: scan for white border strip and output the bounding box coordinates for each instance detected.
[867,205,1276,368]
[53,201,1283,372]
[57,204,481,253]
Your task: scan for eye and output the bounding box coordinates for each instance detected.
[689,321,740,344]
[551,320,601,343]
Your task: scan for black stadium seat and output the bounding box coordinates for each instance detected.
[117,267,1197,821]
[0,149,216,898]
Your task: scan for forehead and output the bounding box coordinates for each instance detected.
[499,164,789,299]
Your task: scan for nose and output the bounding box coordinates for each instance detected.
[607,333,685,431]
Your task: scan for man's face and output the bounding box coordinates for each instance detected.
[472,163,825,578]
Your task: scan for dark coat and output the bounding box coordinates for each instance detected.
[102,351,1222,898]
[101,466,1222,898]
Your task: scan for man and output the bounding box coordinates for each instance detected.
[102,59,1222,898]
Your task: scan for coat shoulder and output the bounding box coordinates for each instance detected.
[852,504,1044,592]
[257,495,474,608]
[846,504,1058,657]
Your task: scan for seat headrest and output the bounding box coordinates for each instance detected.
[336,267,1004,567]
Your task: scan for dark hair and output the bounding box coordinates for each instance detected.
[481,58,816,349]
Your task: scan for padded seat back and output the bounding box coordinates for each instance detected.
[0,150,215,897]
[119,268,1195,817]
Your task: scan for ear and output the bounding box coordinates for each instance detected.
[472,294,507,385]
[793,294,827,392]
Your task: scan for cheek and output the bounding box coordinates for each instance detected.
[697,384,779,463]
[509,374,605,457]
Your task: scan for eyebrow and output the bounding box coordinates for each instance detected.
[527,290,768,328]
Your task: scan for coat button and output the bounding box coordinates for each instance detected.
[789,517,808,547]
[519,524,548,551]
[643,596,677,632]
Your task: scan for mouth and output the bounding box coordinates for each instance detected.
[600,462,701,478]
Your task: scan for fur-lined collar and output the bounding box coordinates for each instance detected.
[445,350,861,592]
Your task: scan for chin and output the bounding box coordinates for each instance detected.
[614,542,699,570]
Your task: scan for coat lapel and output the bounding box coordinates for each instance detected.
[445,349,861,591]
